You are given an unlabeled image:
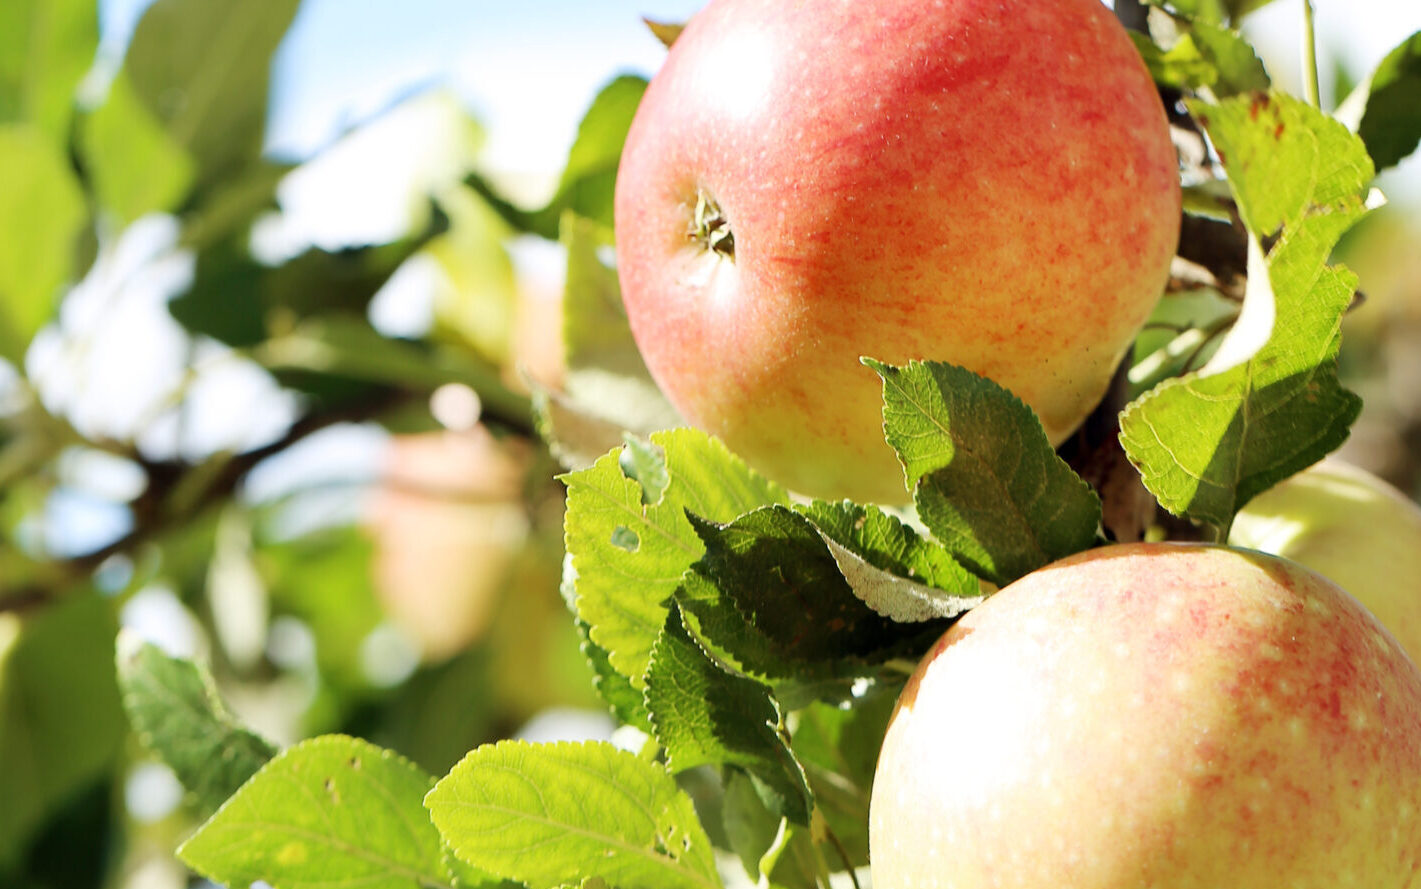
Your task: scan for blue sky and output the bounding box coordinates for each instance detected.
[99,0,704,175]
[94,0,1421,198]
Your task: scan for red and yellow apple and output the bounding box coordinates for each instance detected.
[870,543,1421,888]
[1230,457,1421,665]
[614,0,1180,503]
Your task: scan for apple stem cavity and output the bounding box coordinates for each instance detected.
[690,189,735,260]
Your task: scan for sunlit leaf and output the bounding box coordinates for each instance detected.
[561,428,784,688]
[427,739,722,889]
[869,359,1101,586]
[1122,92,1371,532]
[179,735,462,889]
[0,0,97,143]
[0,124,86,363]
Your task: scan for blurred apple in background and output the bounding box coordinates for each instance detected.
[871,542,1421,888]
[1230,456,1421,665]
[366,426,531,661]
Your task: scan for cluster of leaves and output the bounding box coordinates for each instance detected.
[0,0,597,883]
[5,0,1421,888]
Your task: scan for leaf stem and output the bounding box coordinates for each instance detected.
[822,822,862,889]
[1301,0,1321,107]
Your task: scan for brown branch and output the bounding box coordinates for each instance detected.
[1,387,423,614]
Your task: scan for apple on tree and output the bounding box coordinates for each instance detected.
[614,0,1181,503]
[1230,456,1421,666]
[869,542,1421,889]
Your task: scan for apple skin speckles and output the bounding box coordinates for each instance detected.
[871,542,1421,889]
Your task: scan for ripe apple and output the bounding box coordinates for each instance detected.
[614,0,1180,503]
[869,543,1421,888]
[1230,456,1421,666]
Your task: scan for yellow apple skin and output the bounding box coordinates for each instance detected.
[870,543,1421,889]
[614,0,1180,504]
[1230,457,1421,665]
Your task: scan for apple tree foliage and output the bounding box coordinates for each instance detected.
[1,0,1420,887]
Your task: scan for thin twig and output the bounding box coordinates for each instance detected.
[1301,0,1321,107]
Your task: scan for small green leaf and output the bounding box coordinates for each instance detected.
[1356,31,1421,172]
[1131,31,1217,91]
[0,0,97,143]
[676,506,944,683]
[539,76,647,231]
[537,214,680,470]
[561,428,785,688]
[0,124,86,363]
[646,605,812,824]
[0,595,123,869]
[1121,92,1370,532]
[173,219,445,348]
[426,739,722,889]
[789,691,900,869]
[1188,21,1270,96]
[80,70,196,223]
[124,0,301,190]
[1144,0,1276,25]
[797,500,981,622]
[869,359,1102,586]
[178,735,454,889]
[564,554,653,731]
[116,634,277,816]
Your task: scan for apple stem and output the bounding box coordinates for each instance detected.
[690,189,735,259]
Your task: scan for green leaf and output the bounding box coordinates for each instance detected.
[172,218,445,348]
[426,739,722,889]
[115,634,277,816]
[463,76,646,239]
[258,527,385,694]
[561,428,785,689]
[1188,21,1270,96]
[646,605,812,824]
[676,506,944,684]
[0,595,123,869]
[536,214,680,471]
[563,558,652,731]
[540,75,647,231]
[80,70,196,223]
[1144,0,1276,25]
[0,0,97,143]
[428,183,519,367]
[124,0,301,191]
[1131,31,1217,91]
[0,124,85,363]
[796,500,981,622]
[179,734,457,889]
[1121,92,1370,532]
[1356,31,1421,172]
[789,691,900,869]
[869,359,1102,586]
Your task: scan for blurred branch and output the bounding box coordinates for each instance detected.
[0,387,421,614]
